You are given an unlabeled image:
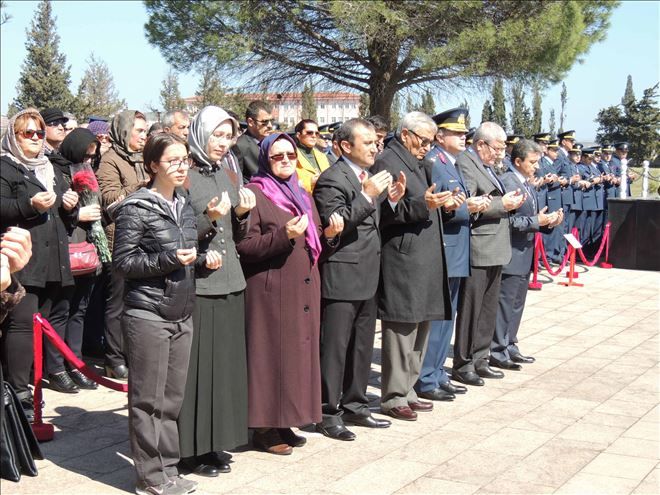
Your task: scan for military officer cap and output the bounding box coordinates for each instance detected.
[533,132,551,143]
[569,142,584,154]
[557,130,576,141]
[465,127,476,145]
[601,143,615,153]
[614,142,629,151]
[506,134,524,145]
[431,107,469,133]
[582,146,597,156]
[319,121,343,133]
[547,139,559,149]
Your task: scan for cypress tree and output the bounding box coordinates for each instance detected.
[491,79,507,131]
[301,83,317,120]
[160,69,186,112]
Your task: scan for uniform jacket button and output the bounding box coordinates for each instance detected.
[303,305,310,313]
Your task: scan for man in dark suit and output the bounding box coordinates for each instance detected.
[371,112,454,421]
[415,108,488,402]
[232,100,274,182]
[491,140,563,370]
[313,118,405,440]
[453,122,525,386]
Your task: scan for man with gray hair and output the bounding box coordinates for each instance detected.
[370,111,455,421]
[453,122,525,386]
[161,110,190,140]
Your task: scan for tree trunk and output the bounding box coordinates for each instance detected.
[368,77,396,126]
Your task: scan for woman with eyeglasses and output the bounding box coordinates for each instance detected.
[113,132,222,495]
[0,108,80,419]
[237,132,344,455]
[176,106,255,477]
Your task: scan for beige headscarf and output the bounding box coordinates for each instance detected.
[0,108,54,191]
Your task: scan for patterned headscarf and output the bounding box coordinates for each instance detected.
[188,105,238,170]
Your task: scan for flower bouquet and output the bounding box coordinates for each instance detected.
[70,163,112,263]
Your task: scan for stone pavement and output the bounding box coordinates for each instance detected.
[3,265,659,494]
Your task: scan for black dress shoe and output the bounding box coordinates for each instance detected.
[418,388,456,401]
[342,414,391,428]
[105,364,129,380]
[452,370,484,386]
[439,381,467,394]
[277,427,307,447]
[475,365,505,379]
[511,353,536,364]
[48,371,79,393]
[69,369,98,389]
[315,423,356,441]
[489,357,522,371]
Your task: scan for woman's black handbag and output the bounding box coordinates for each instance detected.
[1,381,43,482]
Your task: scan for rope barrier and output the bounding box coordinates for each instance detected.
[574,223,611,267]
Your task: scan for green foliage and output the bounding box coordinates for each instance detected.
[405,94,415,113]
[531,83,542,134]
[481,100,493,125]
[622,74,635,109]
[390,93,401,128]
[301,82,317,120]
[358,93,370,118]
[13,0,74,111]
[73,54,126,120]
[1,0,12,25]
[559,82,568,133]
[144,0,617,122]
[509,83,532,136]
[195,68,226,108]
[491,78,507,130]
[548,108,556,136]
[160,69,186,112]
[419,90,436,115]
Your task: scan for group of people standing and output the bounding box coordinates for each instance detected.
[0,99,632,495]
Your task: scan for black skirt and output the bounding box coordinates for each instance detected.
[177,291,248,457]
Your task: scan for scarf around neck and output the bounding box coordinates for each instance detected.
[109,110,144,165]
[188,105,238,171]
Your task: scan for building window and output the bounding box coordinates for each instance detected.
[319,104,325,109]
[319,116,325,124]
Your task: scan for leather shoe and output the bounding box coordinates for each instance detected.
[192,463,220,477]
[278,427,307,447]
[105,364,129,380]
[475,365,504,379]
[452,370,484,386]
[489,357,522,371]
[342,414,391,428]
[418,388,455,401]
[408,400,433,412]
[511,353,536,364]
[69,369,98,389]
[252,428,293,455]
[383,406,417,421]
[48,371,79,393]
[439,381,467,395]
[315,423,356,441]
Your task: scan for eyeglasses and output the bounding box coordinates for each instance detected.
[160,157,192,171]
[269,152,297,162]
[484,141,506,154]
[16,129,46,139]
[46,119,67,128]
[254,118,274,126]
[303,130,320,136]
[407,129,433,148]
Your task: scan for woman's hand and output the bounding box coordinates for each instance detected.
[234,187,256,218]
[285,214,309,239]
[78,204,102,222]
[206,192,231,221]
[62,189,79,211]
[30,191,57,213]
[1,227,32,275]
[323,212,344,238]
[176,247,197,266]
[204,249,223,270]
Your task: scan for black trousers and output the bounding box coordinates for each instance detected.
[319,297,377,425]
[491,273,530,362]
[1,283,72,394]
[453,265,502,373]
[104,268,126,368]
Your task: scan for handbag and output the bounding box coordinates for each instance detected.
[68,241,100,276]
[1,382,43,482]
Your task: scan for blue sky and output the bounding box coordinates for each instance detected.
[1,0,658,140]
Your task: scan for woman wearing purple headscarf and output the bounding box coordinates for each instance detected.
[237,132,344,455]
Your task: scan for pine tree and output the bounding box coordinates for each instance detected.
[419,89,435,115]
[73,53,126,120]
[531,84,543,134]
[548,108,556,136]
[559,82,568,133]
[481,100,493,124]
[1,0,12,25]
[300,83,317,120]
[12,0,74,111]
[491,79,507,131]
[460,99,471,128]
[195,68,226,109]
[160,69,186,112]
[390,93,401,128]
[358,93,370,118]
[621,75,635,110]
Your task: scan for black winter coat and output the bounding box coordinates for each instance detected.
[112,187,210,322]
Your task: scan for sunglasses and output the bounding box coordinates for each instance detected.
[16,129,46,139]
[269,152,297,162]
[303,130,320,136]
[46,119,67,127]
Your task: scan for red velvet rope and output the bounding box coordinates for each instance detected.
[537,236,571,276]
[33,314,128,393]
[575,223,611,267]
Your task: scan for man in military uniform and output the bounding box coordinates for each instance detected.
[541,139,565,262]
[532,132,552,210]
[610,142,638,197]
[598,143,618,224]
[503,135,524,170]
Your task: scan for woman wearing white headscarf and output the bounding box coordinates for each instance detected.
[177,106,256,476]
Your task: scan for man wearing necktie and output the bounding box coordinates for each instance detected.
[491,140,563,370]
[453,122,525,386]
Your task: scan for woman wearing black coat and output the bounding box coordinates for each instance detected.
[112,133,221,495]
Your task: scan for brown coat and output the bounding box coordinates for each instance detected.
[237,185,330,428]
[96,147,148,250]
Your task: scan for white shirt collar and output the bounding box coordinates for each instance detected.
[342,156,368,180]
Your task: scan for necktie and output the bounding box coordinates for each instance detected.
[486,166,504,193]
[525,181,536,211]
[359,170,367,183]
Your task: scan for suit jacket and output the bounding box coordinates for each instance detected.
[233,132,260,183]
[578,163,597,211]
[313,158,380,301]
[559,154,582,210]
[428,145,470,278]
[455,148,512,267]
[598,160,618,199]
[500,170,541,276]
[370,137,451,323]
[545,156,563,211]
[556,148,575,206]
[297,146,330,193]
